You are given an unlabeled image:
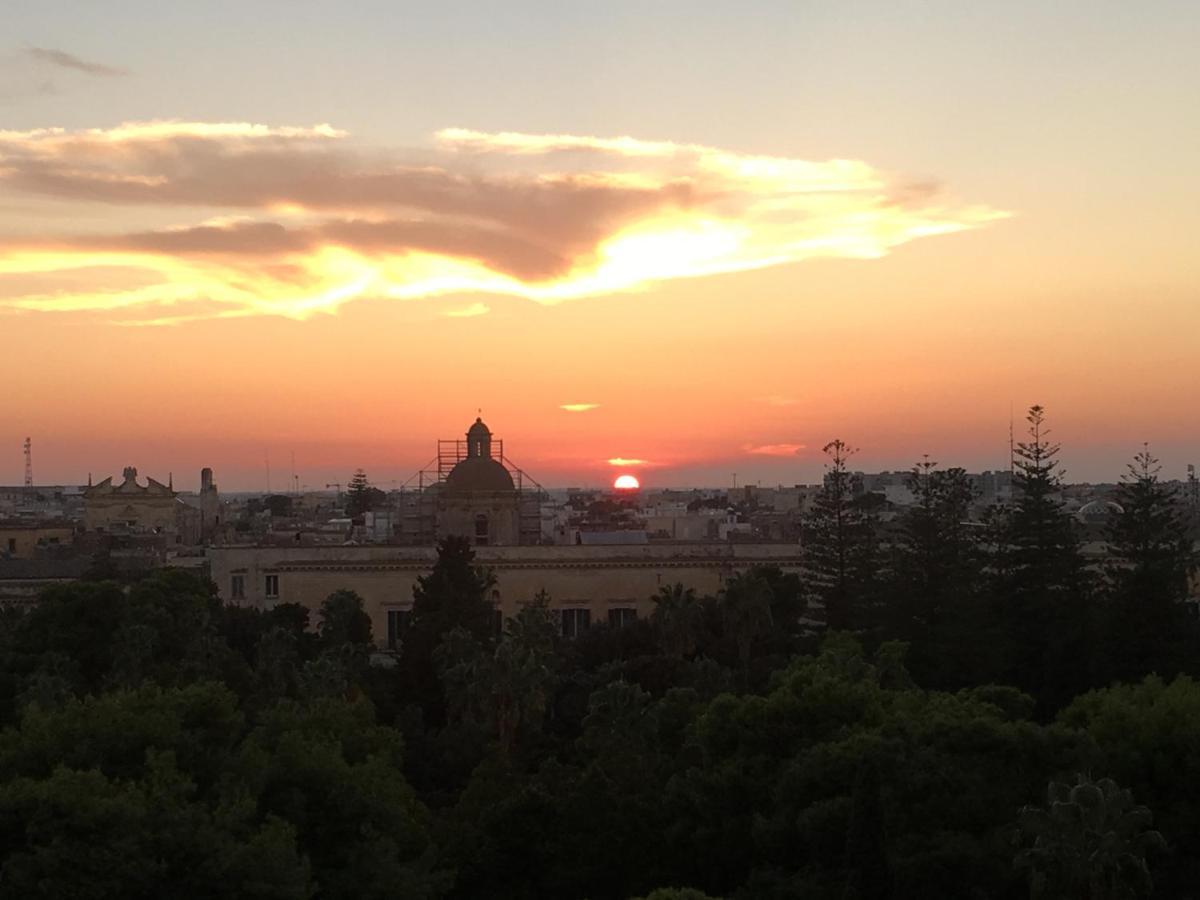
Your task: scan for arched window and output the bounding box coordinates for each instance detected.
[474,513,489,546]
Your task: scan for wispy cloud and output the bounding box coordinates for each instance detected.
[0,121,1007,323]
[760,395,799,407]
[607,457,649,466]
[444,302,489,318]
[26,47,129,77]
[745,443,807,457]
[561,403,600,412]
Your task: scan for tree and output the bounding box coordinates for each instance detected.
[651,584,701,660]
[891,459,989,688]
[345,469,386,518]
[843,757,892,900]
[236,696,444,898]
[400,537,497,725]
[987,406,1092,711]
[436,596,558,761]
[1015,774,1164,899]
[1100,445,1198,683]
[491,596,557,759]
[719,570,774,674]
[804,440,881,633]
[318,590,373,649]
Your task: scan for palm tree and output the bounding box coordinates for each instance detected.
[490,597,556,758]
[651,583,700,660]
[1015,774,1165,899]
[720,571,774,671]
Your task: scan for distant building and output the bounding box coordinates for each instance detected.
[210,541,803,647]
[0,558,91,608]
[0,520,75,559]
[84,466,200,544]
[399,418,543,546]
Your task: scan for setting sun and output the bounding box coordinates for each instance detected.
[613,474,640,491]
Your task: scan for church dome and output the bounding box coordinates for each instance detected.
[467,417,491,442]
[444,456,515,492]
[1078,499,1123,521]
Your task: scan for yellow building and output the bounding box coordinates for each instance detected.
[0,521,75,559]
[209,542,803,648]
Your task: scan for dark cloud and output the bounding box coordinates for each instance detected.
[0,129,693,257]
[0,123,1005,322]
[25,47,129,77]
[49,216,572,281]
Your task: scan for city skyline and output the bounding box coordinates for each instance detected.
[2,2,1198,487]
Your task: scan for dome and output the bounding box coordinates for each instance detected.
[467,417,491,441]
[444,456,515,492]
[1078,499,1123,521]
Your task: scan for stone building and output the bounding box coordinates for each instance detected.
[0,520,76,559]
[437,418,522,546]
[197,467,223,542]
[211,418,804,647]
[209,541,804,648]
[399,417,543,546]
[84,466,200,544]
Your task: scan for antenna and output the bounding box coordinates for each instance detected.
[1008,402,1015,477]
[265,452,271,494]
[23,437,32,488]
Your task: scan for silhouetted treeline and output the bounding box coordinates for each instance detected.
[0,406,1195,898]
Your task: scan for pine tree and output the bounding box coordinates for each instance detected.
[345,469,373,517]
[891,459,987,687]
[804,440,880,633]
[1101,445,1198,682]
[987,405,1092,710]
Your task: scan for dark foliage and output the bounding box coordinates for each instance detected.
[1,416,1197,897]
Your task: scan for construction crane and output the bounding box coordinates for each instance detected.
[23,438,32,488]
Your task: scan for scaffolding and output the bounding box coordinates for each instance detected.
[397,436,545,546]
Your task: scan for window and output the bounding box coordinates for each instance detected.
[608,607,637,629]
[230,575,245,600]
[474,514,489,546]
[386,608,412,650]
[5,538,15,554]
[265,574,279,599]
[560,607,591,639]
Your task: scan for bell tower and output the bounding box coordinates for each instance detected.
[466,417,493,459]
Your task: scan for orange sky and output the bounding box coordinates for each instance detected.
[1,5,1198,489]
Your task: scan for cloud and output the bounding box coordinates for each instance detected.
[745,443,807,457]
[607,457,649,466]
[561,403,600,412]
[26,47,129,77]
[760,395,799,407]
[0,121,1007,323]
[444,302,489,318]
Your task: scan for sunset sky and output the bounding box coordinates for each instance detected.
[2,2,1198,490]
